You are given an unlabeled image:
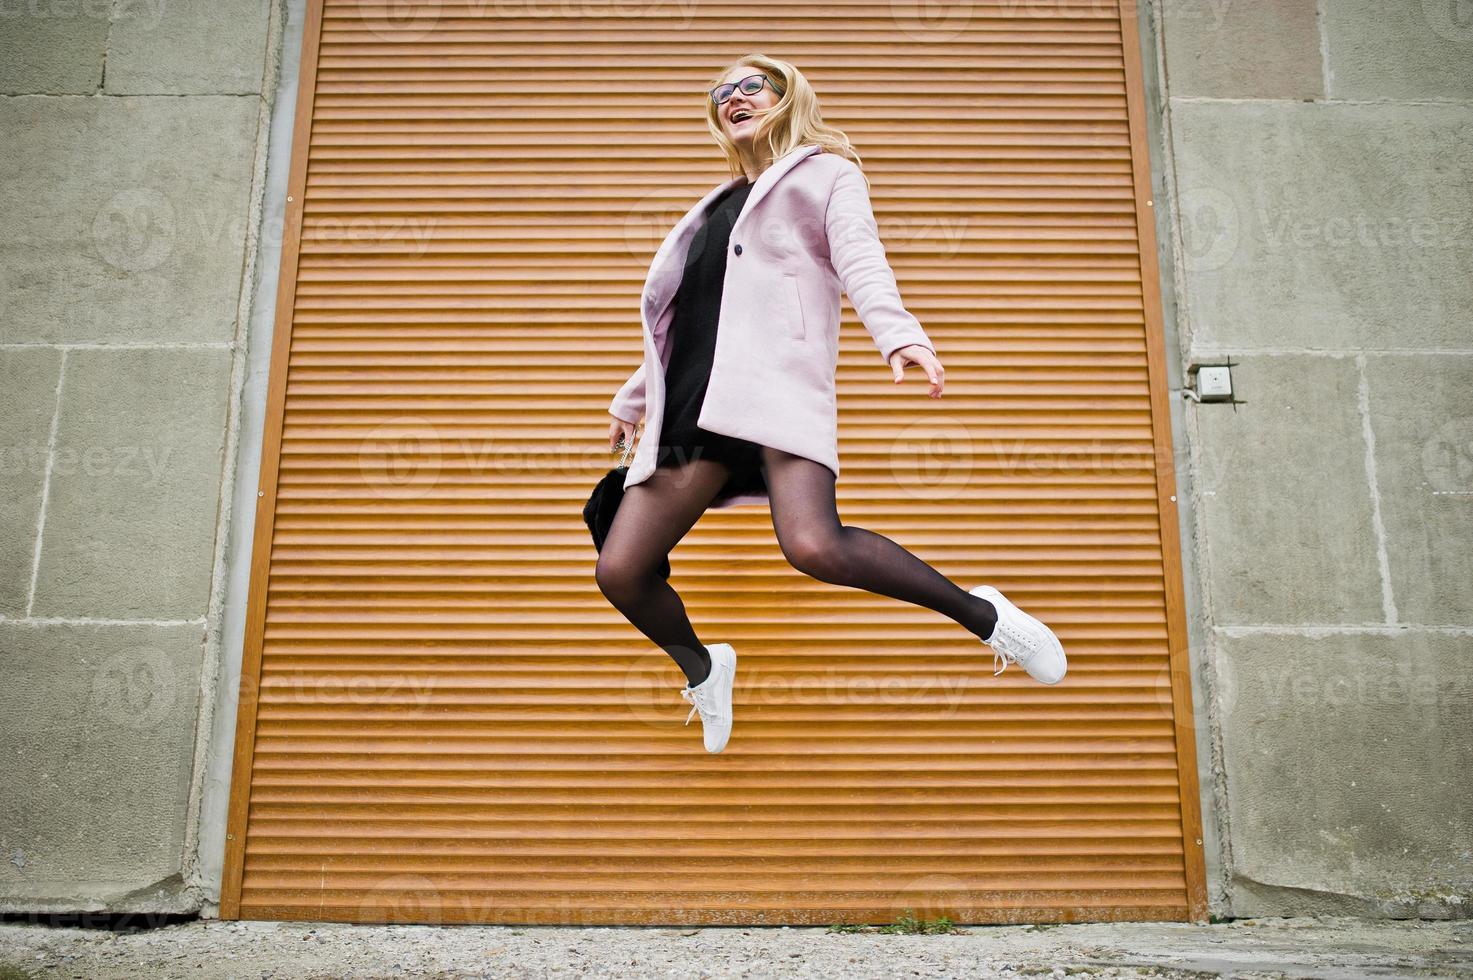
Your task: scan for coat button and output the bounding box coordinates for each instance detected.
[733,243,742,256]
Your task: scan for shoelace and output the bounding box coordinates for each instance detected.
[682,657,729,725]
[988,621,1031,676]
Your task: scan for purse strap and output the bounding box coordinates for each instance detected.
[618,432,636,467]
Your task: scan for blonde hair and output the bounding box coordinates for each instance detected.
[704,54,869,190]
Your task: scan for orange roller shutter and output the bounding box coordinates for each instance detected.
[222,0,1208,925]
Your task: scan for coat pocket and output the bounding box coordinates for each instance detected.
[781,272,806,340]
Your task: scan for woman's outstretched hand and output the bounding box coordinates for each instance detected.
[889,344,944,398]
[608,414,639,454]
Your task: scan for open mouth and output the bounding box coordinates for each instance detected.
[729,109,753,124]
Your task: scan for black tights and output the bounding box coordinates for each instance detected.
[594,446,999,687]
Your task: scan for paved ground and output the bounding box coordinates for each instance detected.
[0,915,1469,979]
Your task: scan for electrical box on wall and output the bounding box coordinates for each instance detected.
[1197,366,1232,399]
[1185,361,1241,405]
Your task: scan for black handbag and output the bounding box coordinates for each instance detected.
[583,436,672,580]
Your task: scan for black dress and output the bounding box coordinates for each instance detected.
[654,181,769,498]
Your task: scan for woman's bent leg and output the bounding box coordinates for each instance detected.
[757,446,999,641]
[594,455,733,685]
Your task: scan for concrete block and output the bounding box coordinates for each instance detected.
[1172,101,1473,351]
[0,95,259,344]
[0,622,203,903]
[1162,0,1322,99]
[1216,630,1473,913]
[104,0,272,95]
[1194,356,1382,624]
[0,349,62,618]
[1323,0,1473,101]
[1364,354,1473,625]
[29,348,231,620]
[0,3,109,94]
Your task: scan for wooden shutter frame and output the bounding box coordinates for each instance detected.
[220,0,325,920]
[220,0,1210,923]
[1119,0,1210,920]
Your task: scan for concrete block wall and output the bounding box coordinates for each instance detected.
[1158,0,1472,916]
[0,0,280,911]
[2,0,1468,921]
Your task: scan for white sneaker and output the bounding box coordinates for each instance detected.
[970,585,1067,684]
[680,643,737,753]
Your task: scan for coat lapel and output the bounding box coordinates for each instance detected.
[653,176,746,266]
[641,177,743,328]
[728,142,823,241]
[642,143,825,333]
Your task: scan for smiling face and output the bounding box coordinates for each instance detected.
[716,66,781,151]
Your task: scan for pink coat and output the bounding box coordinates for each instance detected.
[608,142,936,508]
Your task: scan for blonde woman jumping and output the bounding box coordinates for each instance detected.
[597,55,1067,754]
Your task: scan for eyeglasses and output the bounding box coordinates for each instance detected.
[710,73,782,106]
